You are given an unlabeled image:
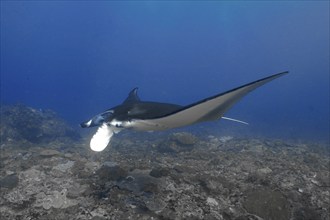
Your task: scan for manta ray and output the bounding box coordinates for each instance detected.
[81,71,288,152]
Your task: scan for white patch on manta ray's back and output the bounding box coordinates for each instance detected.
[109,119,136,129]
[109,119,122,127]
[90,123,114,152]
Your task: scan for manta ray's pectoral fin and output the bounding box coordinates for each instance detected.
[131,71,288,131]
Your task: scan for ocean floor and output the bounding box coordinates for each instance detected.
[0,105,329,220]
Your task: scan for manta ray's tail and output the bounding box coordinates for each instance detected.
[221,116,249,125]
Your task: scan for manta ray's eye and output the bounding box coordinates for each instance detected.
[94,115,105,124]
[101,110,114,120]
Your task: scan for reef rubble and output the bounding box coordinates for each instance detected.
[0,105,329,219]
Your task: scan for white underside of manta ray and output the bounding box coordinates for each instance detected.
[81,71,288,152]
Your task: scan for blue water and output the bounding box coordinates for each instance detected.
[1,1,329,142]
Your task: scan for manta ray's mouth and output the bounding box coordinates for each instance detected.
[81,110,114,128]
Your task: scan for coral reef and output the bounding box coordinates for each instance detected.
[0,105,329,219]
[0,104,80,146]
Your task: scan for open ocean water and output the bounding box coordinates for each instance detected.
[1,1,329,220]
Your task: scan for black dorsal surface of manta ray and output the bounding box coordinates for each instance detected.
[81,71,288,152]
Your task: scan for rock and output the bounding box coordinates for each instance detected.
[157,141,179,153]
[53,160,75,172]
[0,104,80,145]
[219,136,233,143]
[5,171,15,175]
[157,132,198,153]
[34,189,78,210]
[116,170,159,194]
[0,174,19,189]
[144,197,166,212]
[84,161,100,172]
[195,174,233,195]
[91,217,107,220]
[246,167,273,186]
[248,144,266,154]
[243,189,291,220]
[149,167,170,178]
[293,207,323,220]
[206,197,219,206]
[257,167,272,175]
[315,171,330,187]
[39,149,61,157]
[96,162,127,181]
[66,183,88,199]
[171,132,198,145]
[64,153,73,158]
